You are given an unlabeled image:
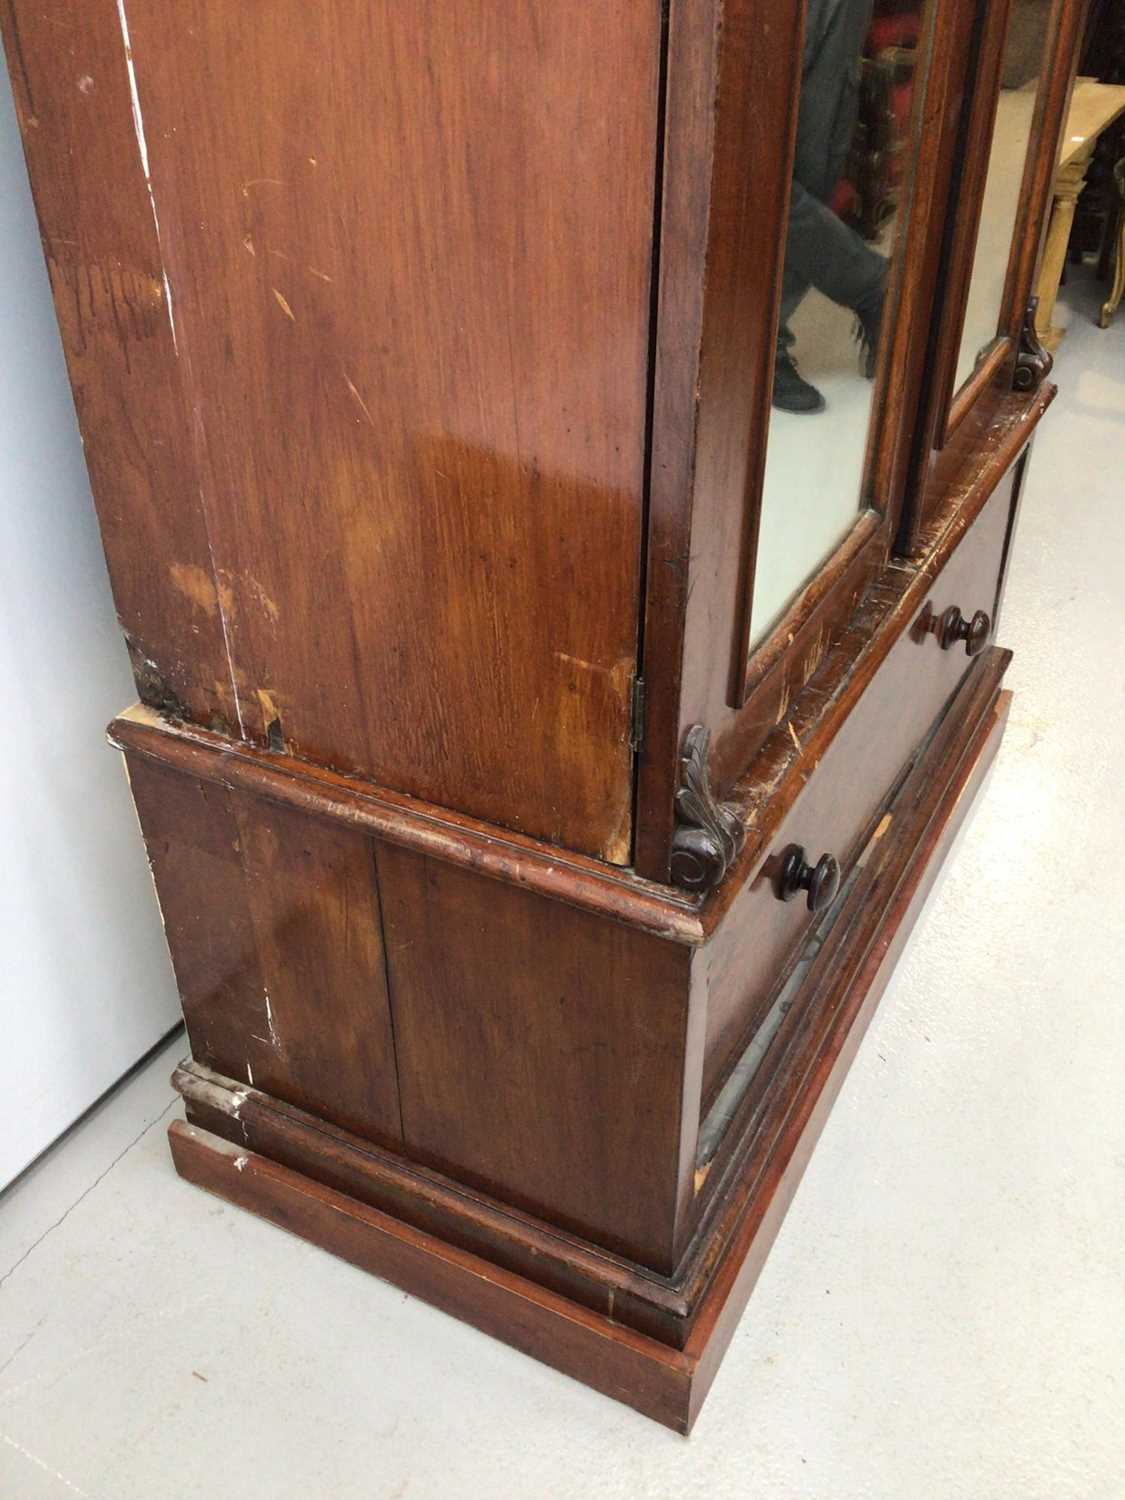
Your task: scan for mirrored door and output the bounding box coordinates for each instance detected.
[952,0,1054,399]
[746,0,937,652]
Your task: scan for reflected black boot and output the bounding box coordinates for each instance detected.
[772,351,826,413]
[854,285,885,379]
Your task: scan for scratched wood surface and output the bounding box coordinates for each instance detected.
[3,0,662,862]
[126,751,404,1148]
[0,0,238,728]
[126,731,704,1272]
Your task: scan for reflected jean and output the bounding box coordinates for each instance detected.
[778,181,887,352]
[778,0,885,355]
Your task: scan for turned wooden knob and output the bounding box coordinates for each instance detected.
[778,845,841,913]
[939,605,990,657]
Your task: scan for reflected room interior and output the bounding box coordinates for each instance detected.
[954,0,1052,393]
[750,0,932,650]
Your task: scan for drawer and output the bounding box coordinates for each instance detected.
[699,456,1024,1107]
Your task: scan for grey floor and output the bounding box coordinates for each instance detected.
[1,271,1122,1499]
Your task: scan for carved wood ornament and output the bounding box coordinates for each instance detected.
[669,726,746,892]
[1013,295,1054,392]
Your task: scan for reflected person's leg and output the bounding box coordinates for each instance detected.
[773,271,825,414]
[773,0,884,412]
[783,0,887,382]
[778,268,809,349]
[772,199,887,412]
[784,180,886,328]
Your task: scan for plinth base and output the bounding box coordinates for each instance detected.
[168,686,1009,1433]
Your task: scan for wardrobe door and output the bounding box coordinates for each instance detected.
[2,1,665,863]
[635,0,977,882]
[943,0,1057,414]
[730,0,938,665]
[905,0,1086,540]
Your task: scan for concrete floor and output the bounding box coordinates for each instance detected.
[1,270,1123,1498]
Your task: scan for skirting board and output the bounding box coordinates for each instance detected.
[168,690,1011,1434]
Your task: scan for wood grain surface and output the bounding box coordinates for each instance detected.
[126,752,404,1148]
[5,0,665,862]
[0,0,238,729]
[377,842,700,1271]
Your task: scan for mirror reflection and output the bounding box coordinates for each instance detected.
[751,0,931,650]
[953,4,1051,394]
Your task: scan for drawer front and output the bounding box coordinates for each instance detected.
[699,456,1023,1105]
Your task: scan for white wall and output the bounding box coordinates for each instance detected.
[0,55,182,1187]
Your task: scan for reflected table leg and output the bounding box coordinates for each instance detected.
[1098,157,1125,330]
[1035,150,1093,351]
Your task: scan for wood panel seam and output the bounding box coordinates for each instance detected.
[370,840,408,1147]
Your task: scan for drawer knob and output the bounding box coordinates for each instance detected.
[778,845,841,913]
[938,605,990,657]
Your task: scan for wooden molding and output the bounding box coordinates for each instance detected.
[926,0,1017,449]
[945,336,1013,439]
[634,0,807,882]
[174,1059,696,1346]
[110,704,708,946]
[909,0,1087,516]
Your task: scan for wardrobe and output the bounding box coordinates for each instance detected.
[2,0,1084,1431]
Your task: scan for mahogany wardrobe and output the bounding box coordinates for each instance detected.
[2,0,1084,1432]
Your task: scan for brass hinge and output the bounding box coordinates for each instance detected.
[630,675,647,752]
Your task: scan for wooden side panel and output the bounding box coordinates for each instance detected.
[125,755,262,1076]
[229,794,402,1149]
[126,755,402,1147]
[0,0,236,729]
[100,0,662,861]
[126,742,699,1265]
[377,843,697,1271]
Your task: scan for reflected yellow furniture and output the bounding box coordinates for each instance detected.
[1035,77,1125,348]
[1099,157,1125,330]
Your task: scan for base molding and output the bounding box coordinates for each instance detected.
[168,1120,699,1430]
[169,683,1011,1432]
[174,1057,693,1346]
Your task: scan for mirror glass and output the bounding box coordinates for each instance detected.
[749,0,933,651]
[953,3,1051,395]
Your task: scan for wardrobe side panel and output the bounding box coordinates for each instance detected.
[107,0,662,860]
[126,754,403,1147]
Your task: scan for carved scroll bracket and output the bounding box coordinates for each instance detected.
[669,725,746,894]
[1013,296,1053,393]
